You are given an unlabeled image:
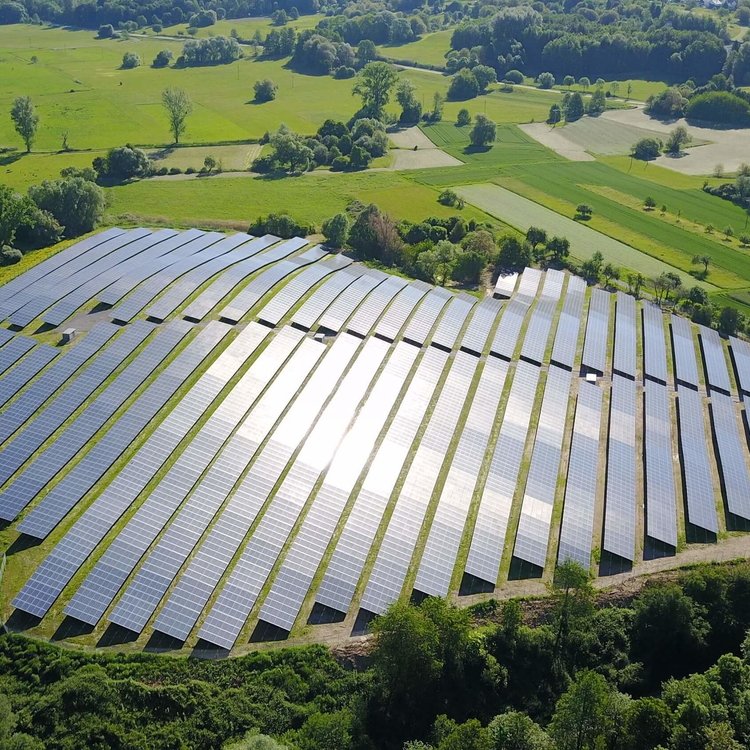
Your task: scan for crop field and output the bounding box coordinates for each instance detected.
[1,228,750,655]
[148,143,261,171]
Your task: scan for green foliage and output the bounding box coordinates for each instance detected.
[254,79,278,102]
[586,88,606,116]
[181,36,241,66]
[121,51,141,69]
[161,87,193,144]
[27,177,105,237]
[448,68,480,101]
[665,126,692,155]
[94,145,151,180]
[537,72,555,89]
[563,92,584,122]
[686,91,750,127]
[456,108,471,127]
[352,62,398,119]
[496,235,530,272]
[645,87,689,119]
[470,114,496,147]
[321,213,350,248]
[10,95,38,153]
[152,49,173,68]
[248,212,314,239]
[0,184,32,246]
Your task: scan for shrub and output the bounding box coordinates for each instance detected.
[185,166,196,174]
[447,68,480,100]
[330,155,349,171]
[456,108,471,127]
[254,79,278,102]
[504,69,524,84]
[0,245,22,265]
[152,49,173,68]
[248,212,314,238]
[156,166,168,176]
[334,66,356,79]
[121,52,141,69]
[632,137,663,160]
[168,167,181,175]
[537,71,555,89]
[645,87,688,119]
[469,114,496,147]
[685,91,750,127]
[98,24,114,38]
[28,177,105,237]
[439,189,459,206]
[322,213,350,247]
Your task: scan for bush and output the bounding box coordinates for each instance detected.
[168,167,182,175]
[330,155,349,171]
[0,245,22,265]
[254,79,278,102]
[456,108,471,127]
[98,24,114,38]
[537,71,555,89]
[152,49,173,68]
[685,91,750,126]
[28,177,105,237]
[504,69,524,84]
[156,166,168,176]
[438,189,459,206]
[248,212,314,239]
[322,213,350,247]
[632,137,663,160]
[334,66,356,79]
[121,52,141,69]
[469,114,496,147]
[94,145,151,180]
[185,166,196,174]
[447,68,480,100]
[645,87,688,119]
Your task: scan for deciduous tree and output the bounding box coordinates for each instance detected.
[162,88,193,144]
[10,96,38,153]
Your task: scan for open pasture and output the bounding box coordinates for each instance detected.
[148,143,261,171]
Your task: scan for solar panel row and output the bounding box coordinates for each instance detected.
[0,336,35,377]
[402,287,452,347]
[317,271,386,333]
[291,267,364,331]
[730,336,750,396]
[642,303,669,384]
[68,325,298,628]
[699,325,732,395]
[459,297,502,356]
[347,276,408,338]
[12,322,236,617]
[613,292,636,379]
[0,342,58,410]
[550,275,586,370]
[671,315,699,387]
[430,293,476,351]
[0,322,187,523]
[374,281,431,343]
[582,288,610,375]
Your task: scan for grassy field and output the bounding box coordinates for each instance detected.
[159,14,323,40]
[381,30,453,67]
[148,143,261,171]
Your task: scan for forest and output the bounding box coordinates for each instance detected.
[1,561,750,749]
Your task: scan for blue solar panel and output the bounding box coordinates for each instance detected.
[613,292,636,378]
[699,325,731,395]
[582,289,610,375]
[671,315,699,387]
[642,303,668,384]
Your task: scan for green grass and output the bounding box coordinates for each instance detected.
[148,143,261,171]
[554,79,669,103]
[158,14,324,40]
[381,30,452,68]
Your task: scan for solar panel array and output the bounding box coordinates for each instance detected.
[4,228,750,651]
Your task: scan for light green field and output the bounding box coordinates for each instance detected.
[159,14,323,39]
[382,30,453,67]
[555,79,670,102]
[148,143,261,170]
[456,182,713,287]
[0,25,559,158]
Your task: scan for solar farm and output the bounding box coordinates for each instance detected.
[1,227,750,653]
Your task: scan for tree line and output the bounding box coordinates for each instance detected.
[1,560,750,749]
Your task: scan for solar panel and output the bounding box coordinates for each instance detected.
[291,267,365,331]
[12,323,237,617]
[68,326,299,628]
[613,292,636,378]
[0,228,125,312]
[0,343,58,409]
[489,301,529,360]
[602,374,637,563]
[709,392,750,524]
[17,323,228,539]
[557,380,602,568]
[182,238,307,322]
[1,229,152,322]
[0,322,187,523]
[315,346,448,615]
[581,289,610,375]
[358,351,478,616]
[98,228,208,307]
[413,355,508,597]
[0,321,154,493]
[515,268,543,300]
[154,333,362,643]
[258,254,352,327]
[259,342,419,632]
[550,275,585,370]
[460,298,502,356]
[0,324,119,445]
[699,325,732,395]
[146,234,277,323]
[317,271,386,333]
[347,276,408,337]
[671,315,699,387]
[112,333,333,635]
[730,336,750,397]
[430,294,476,351]
[374,281,431,343]
[643,380,678,548]
[520,296,560,366]
[642,303,669,384]
[198,334,382,649]
[110,232,236,324]
[41,229,189,327]
[676,385,719,534]
[464,360,541,585]
[513,365,572,572]
[0,328,14,346]
[219,246,328,324]
[494,272,518,299]
[401,287,452,347]
[0,336,35,377]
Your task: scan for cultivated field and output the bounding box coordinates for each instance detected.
[148,143,261,171]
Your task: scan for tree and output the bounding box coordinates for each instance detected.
[28,177,105,238]
[396,80,421,124]
[549,671,617,750]
[602,262,620,287]
[693,254,711,275]
[586,88,605,116]
[10,96,38,153]
[575,204,592,220]
[98,23,114,38]
[578,76,591,90]
[93,145,151,180]
[580,251,603,283]
[121,51,141,69]
[456,108,471,127]
[548,104,562,124]
[565,92,584,121]
[724,225,734,240]
[546,236,570,263]
[162,88,192,144]
[0,184,32,246]
[644,196,657,210]
[254,79,278,102]
[488,711,554,750]
[718,306,742,336]
[322,213,349,248]
[627,272,645,298]
[431,92,444,122]
[448,68,480,100]
[563,75,575,88]
[665,125,692,155]
[353,62,398,119]
[224,732,287,749]
[526,227,547,251]
[632,137,662,160]
[739,234,750,247]
[356,39,377,67]
[537,72,555,89]
[152,49,173,68]
[472,65,497,92]
[268,125,313,172]
[469,114,496,147]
